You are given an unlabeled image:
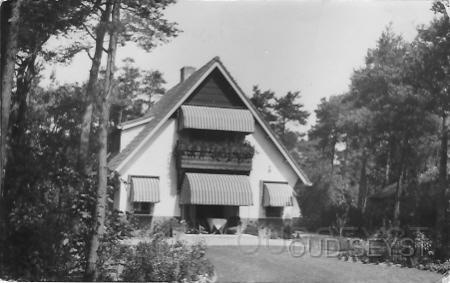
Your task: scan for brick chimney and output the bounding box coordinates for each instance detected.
[180,66,196,82]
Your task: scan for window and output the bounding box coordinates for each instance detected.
[133,202,154,215]
[265,207,283,218]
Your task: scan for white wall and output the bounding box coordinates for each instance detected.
[244,124,301,219]
[115,118,180,217]
[120,124,145,151]
[114,118,301,220]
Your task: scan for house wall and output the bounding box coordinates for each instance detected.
[120,124,146,151]
[115,118,180,217]
[114,118,301,221]
[244,123,301,220]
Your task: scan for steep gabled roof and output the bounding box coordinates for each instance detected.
[108,57,217,170]
[108,56,312,186]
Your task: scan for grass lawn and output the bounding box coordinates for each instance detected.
[206,246,442,283]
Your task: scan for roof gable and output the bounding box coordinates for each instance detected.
[185,68,245,108]
[108,56,312,186]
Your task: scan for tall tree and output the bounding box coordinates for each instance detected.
[411,9,450,250]
[273,91,309,144]
[250,85,277,123]
[339,105,375,214]
[309,95,349,173]
[2,0,93,195]
[78,0,113,173]
[250,86,309,150]
[78,0,178,174]
[85,0,120,279]
[0,0,94,271]
[1,0,23,197]
[343,26,436,223]
[0,0,24,270]
[110,57,166,126]
[84,0,178,279]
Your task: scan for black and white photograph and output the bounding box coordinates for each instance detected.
[0,0,449,282]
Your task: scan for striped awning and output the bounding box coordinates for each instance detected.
[131,176,160,203]
[180,105,254,132]
[180,173,253,206]
[263,182,294,207]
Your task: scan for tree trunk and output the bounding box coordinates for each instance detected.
[393,137,408,225]
[85,1,119,280]
[330,134,337,175]
[78,2,112,174]
[9,54,36,156]
[341,135,348,178]
[0,0,22,198]
[0,0,23,269]
[118,108,123,125]
[358,147,368,214]
[393,167,405,225]
[436,113,448,252]
[384,142,392,187]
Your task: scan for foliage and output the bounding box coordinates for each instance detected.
[309,95,349,167]
[6,0,450,279]
[96,210,135,281]
[414,230,433,258]
[110,57,167,125]
[2,0,181,281]
[242,220,259,236]
[96,217,216,282]
[299,25,441,233]
[119,235,214,282]
[250,85,309,150]
[294,139,358,230]
[250,86,277,122]
[337,225,435,270]
[424,260,450,274]
[1,84,97,281]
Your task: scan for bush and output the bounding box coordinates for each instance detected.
[414,230,433,257]
[333,227,440,269]
[242,220,259,236]
[119,234,214,282]
[151,217,183,237]
[425,260,450,274]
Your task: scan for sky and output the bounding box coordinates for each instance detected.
[44,0,436,129]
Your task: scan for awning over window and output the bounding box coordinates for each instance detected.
[180,105,254,133]
[131,176,160,203]
[180,173,253,206]
[263,182,294,207]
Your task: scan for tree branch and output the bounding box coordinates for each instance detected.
[82,23,97,42]
[84,48,94,61]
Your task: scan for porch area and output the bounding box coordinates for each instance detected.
[179,172,252,234]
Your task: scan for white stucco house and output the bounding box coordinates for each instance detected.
[108,56,311,232]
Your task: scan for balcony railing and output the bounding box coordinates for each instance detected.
[176,139,254,172]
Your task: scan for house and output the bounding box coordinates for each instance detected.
[108,56,312,232]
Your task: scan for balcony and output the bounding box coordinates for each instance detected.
[176,139,254,172]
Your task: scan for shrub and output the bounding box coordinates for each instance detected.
[119,234,214,282]
[242,220,259,236]
[425,260,450,274]
[414,230,433,257]
[97,211,134,281]
[333,228,438,268]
